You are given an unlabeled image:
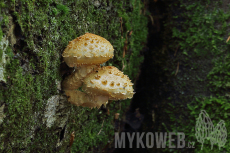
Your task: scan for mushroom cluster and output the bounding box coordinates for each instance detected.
[62,33,134,108]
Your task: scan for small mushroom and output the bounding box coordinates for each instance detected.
[64,66,134,108]
[62,65,99,90]
[62,33,114,67]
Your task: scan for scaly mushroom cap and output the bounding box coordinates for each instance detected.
[62,65,99,90]
[62,33,114,67]
[83,66,134,100]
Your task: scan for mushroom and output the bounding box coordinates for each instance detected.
[64,66,134,108]
[62,33,114,90]
[62,65,99,90]
[62,33,134,109]
[62,33,114,67]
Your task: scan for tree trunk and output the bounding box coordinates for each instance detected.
[0,0,148,152]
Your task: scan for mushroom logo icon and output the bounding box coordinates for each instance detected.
[195,110,227,150]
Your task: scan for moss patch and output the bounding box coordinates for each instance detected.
[0,0,148,152]
[144,0,230,152]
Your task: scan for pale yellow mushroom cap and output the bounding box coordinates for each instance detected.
[83,66,134,100]
[62,33,114,67]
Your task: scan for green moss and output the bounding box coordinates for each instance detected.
[56,4,70,16]
[0,0,148,152]
[0,49,2,63]
[149,0,230,152]
[207,53,230,94]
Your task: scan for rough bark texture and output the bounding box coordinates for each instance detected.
[0,0,147,152]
